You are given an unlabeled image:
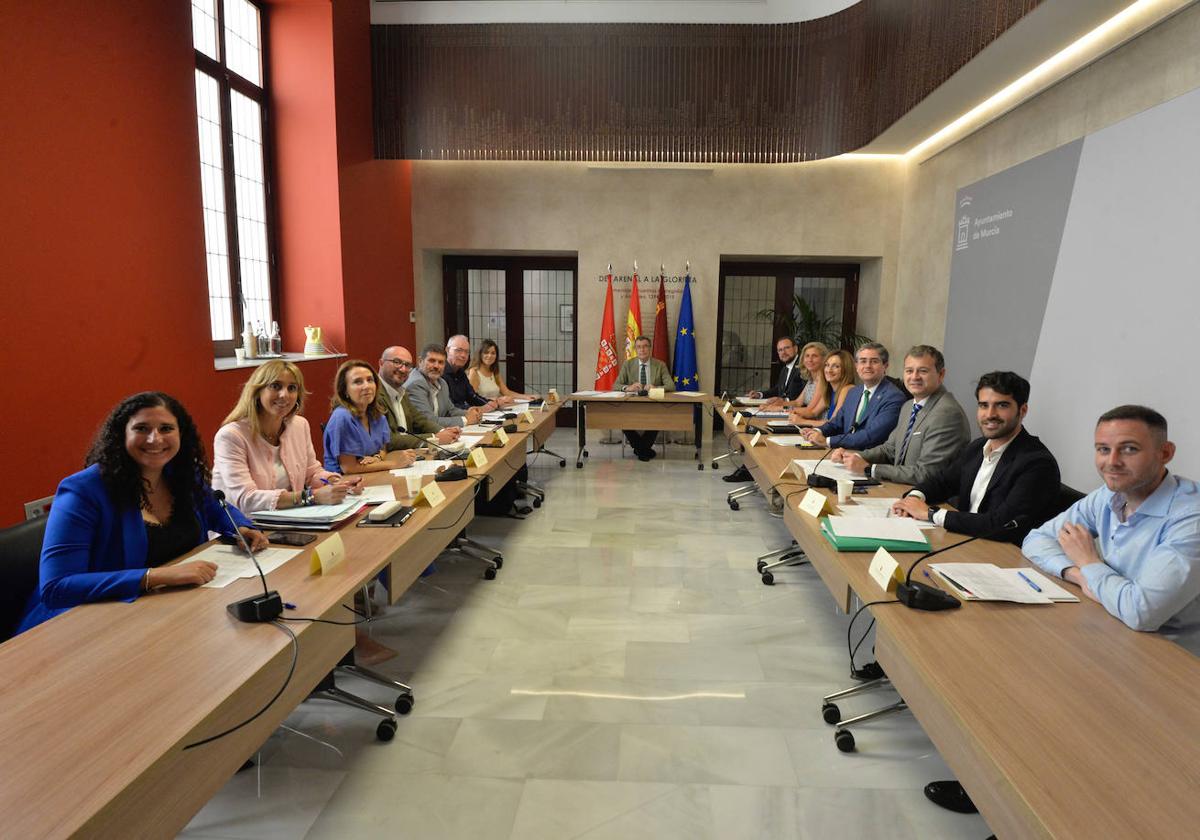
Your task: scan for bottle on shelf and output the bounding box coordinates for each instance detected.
[269,321,282,356]
[256,321,269,357]
[242,321,257,359]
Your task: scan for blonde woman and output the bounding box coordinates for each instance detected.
[790,350,857,426]
[213,360,360,512]
[776,341,829,416]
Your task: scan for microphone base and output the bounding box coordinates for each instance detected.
[896,581,961,611]
[227,591,284,623]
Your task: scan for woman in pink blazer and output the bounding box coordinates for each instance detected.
[213,360,360,512]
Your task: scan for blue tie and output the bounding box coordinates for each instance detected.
[898,403,922,463]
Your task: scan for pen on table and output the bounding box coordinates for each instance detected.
[937,571,974,596]
[1017,570,1043,592]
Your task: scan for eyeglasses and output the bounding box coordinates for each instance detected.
[383,358,413,369]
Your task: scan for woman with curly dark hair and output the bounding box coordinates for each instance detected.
[16,392,268,634]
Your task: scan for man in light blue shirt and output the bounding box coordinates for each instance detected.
[1023,405,1200,654]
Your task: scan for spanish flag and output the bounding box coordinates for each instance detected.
[624,268,642,360]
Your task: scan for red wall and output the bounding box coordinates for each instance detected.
[0,1,414,526]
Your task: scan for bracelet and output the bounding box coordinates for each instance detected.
[142,569,152,592]
[300,487,314,506]
[1062,565,1077,581]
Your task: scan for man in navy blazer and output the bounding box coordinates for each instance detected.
[801,343,904,450]
[892,370,1062,545]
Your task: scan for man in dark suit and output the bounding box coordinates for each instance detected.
[800,342,905,451]
[614,335,675,461]
[891,370,1062,817]
[891,370,1061,544]
[748,336,804,403]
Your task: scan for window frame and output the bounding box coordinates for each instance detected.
[193,0,280,358]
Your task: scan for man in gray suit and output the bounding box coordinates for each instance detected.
[833,345,970,485]
[404,344,485,428]
[613,335,675,461]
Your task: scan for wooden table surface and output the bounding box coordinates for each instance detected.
[717,402,1200,839]
[0,415,546,838]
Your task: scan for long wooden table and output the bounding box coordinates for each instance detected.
[571,392,709,469]
[716,402,1200,838]
[0,411,551,838]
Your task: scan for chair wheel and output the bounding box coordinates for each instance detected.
[559,459,567,467]
[576,462,583,468]
[835,729,855,753]
[532,497,542,508]
[484,567,497,580]
[761,572,774,585]
[493,557,503,569]
[822,702,841,724]
[729,501,740,510]
[376,718,398,742]
[697,464,704,471]
[711,462,718,469]
[756,561,767,572]
[395,694,414,715]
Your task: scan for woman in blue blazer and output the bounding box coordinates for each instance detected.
[17,392,267,634]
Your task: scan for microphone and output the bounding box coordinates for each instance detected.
[895,517,1028,611]
[214,490,283,622]
[395,424,468,461]
[804,447,838,490]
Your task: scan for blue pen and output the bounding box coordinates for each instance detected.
[1017,570,1043,592]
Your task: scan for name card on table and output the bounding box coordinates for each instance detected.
[750,431,764,447]
[494,427,509,445]
[648,387,666,400]
[310,532,346,575]
[521,409,535,424]
[415,481,446,508]
[732,413,745,427]
[780,459,809,481]
[798,488,830,518]
[868,548,903,593]
[722,400,732,414]
[468,447,489,468]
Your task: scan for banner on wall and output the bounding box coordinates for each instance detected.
[623,269,642,360]
[672,275,698,389]
[651,272,670,367]
[594,270,620,390]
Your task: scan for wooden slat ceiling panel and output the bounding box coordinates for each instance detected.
[371,0,1041,162]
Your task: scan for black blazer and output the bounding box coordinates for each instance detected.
[762,362,805,401]
[911,427,1060,544]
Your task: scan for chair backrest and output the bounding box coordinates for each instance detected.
[1052,483,1086,519]
[0,516,48,641]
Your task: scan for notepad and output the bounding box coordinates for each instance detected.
[251,497,362,528]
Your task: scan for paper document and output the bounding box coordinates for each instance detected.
[252,497,362,524]
[392,460,455,477]
[573,390,628,398]
[735,397,768,406]
[928,563,1071,604]
[355,484,396,504]
[463,423,498,433]
[837,497,936,529]
[825,515,927,543]
[767,435,818,447]
[811,461,868,481]
[750,409,790,418]
[190,544,302,589]
[674,391,706,396]
[768,420,800,427]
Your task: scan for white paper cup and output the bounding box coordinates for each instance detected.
[836,479,854,504]
[234,349,246,363]
[405,474,422,496]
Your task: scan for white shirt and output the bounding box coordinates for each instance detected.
[913,434,1014,526]
[380,380,408,431]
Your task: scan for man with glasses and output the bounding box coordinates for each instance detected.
[445,334,512,411]
[800,342,904,451]
[378,345,462,448]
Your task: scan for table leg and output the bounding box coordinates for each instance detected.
[693,403,704,470]
[575,403,587,468]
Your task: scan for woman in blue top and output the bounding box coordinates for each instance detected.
[323,359,415,474]
[18,392,268,634]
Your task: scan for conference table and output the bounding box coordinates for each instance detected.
[714,402,1200,839]
[570,391,710,468]
[0,406,559,839]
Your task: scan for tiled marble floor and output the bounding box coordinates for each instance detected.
[181,430,991,839]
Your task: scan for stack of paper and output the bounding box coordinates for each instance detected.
[767,435,819,447]
[573,390,628,398]
[820,515,930,552]
[356,485,396,504]
[929,563,1078,604]
[674,391,706,396]
[734,397,768,406]
[392,460,457,477]
[192,544,303,588]
[251,497,363,530]
[837,497,936,529]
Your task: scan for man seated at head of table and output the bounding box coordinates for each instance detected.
[799,342,905,451]
[829,345,969,485]
[17,392,268,635]
[213,360,362,512]
[323,359,416,474]
[445,334,510,410]
[405,344,487,428]
[613,335,676,461]
[1023,404,1200,653]
[892,371,1061,542]
[378,345,463,450]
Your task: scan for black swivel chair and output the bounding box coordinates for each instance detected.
[0,516,49,642]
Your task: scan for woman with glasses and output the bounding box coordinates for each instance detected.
[213,360,361,512]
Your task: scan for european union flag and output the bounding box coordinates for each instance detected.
[672,275,699,389]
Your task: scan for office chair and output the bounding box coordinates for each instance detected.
[756,541,808,585]
[0,516,48,642]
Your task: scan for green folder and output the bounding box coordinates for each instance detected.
[819,517,930,553]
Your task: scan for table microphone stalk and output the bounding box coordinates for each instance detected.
[214,490,283,622]
[896,517,1027,611]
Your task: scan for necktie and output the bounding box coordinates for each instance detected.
[898,403,922,462]
[639,363,647,387]
[855,388,872,423]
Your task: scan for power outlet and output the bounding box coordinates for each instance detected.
[24,495,53,520]
[409,311,417,323]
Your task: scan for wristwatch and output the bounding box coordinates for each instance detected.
[926,506,940,523]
